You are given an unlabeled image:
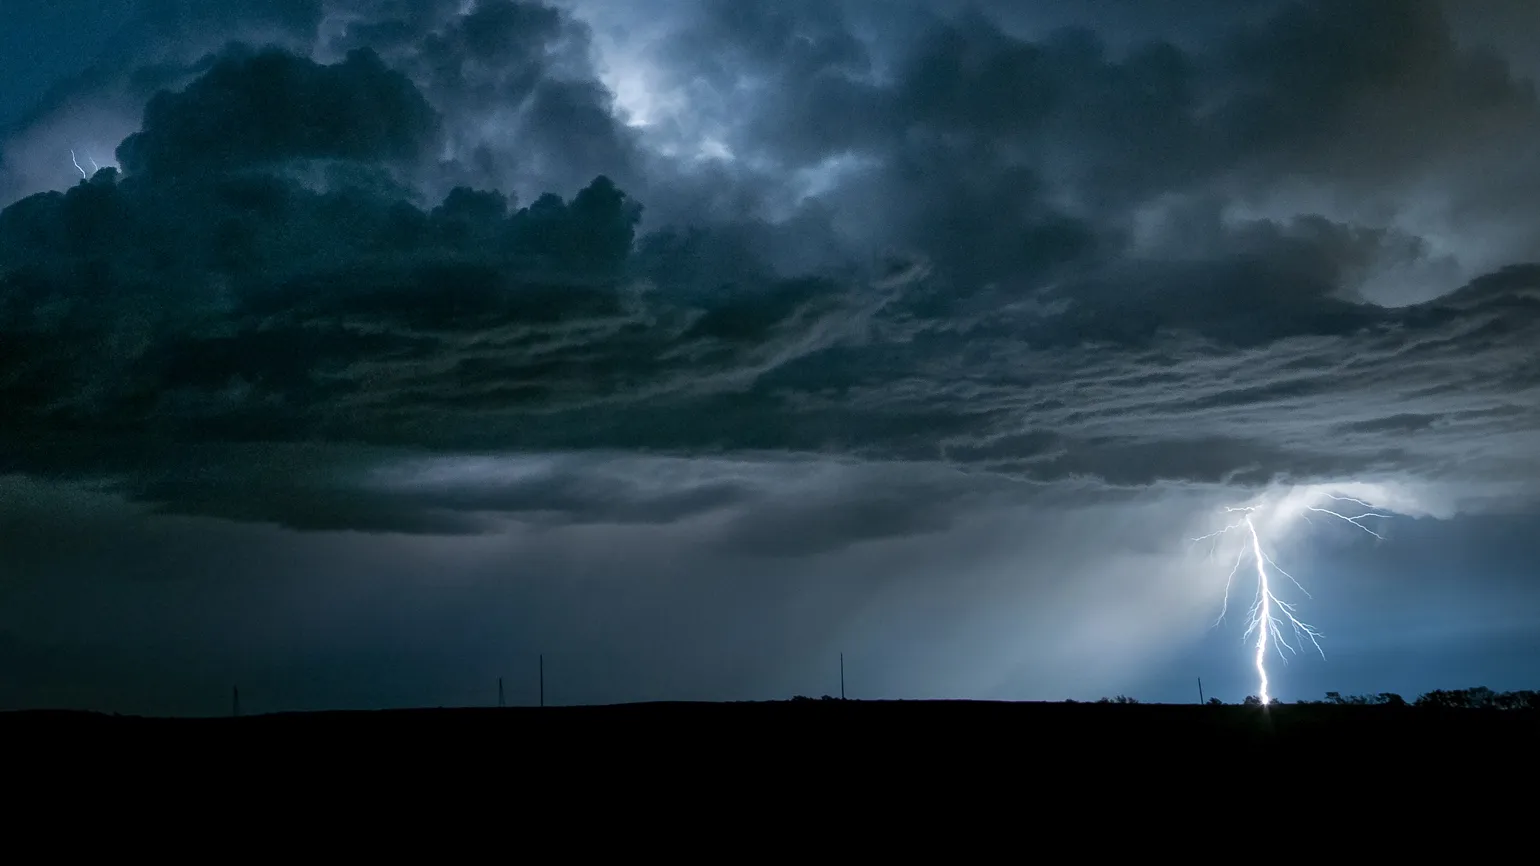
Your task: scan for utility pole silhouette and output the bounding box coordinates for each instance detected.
[232,686,240,718]
[539,654,545,708]
[498,677,505,708]
[1198,678,1205,704]
[840,653,846,700]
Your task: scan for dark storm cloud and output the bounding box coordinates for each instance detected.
[116,46,439,176]
[0,0,329,203]
[5,0,326,133]
[709,472,988,558]
[319,0,643,201]
[2,0,1539,542]
[109,448,763,535]
[641,0,1540,293]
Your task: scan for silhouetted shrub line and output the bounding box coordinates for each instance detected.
[1154,686,1539,709]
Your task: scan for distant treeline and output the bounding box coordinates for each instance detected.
[776,688,1540,708]
[1076,687,1540,709]
[1302,687,1539,709]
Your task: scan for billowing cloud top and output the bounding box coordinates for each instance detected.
[2,0,1538,539]
[116,47,439,176]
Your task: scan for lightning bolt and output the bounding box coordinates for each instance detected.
[71,149,88,180]
[1194,492,1390,705]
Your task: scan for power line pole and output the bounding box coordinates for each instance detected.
[539,654,545,708]
[232,685,240,718]
[1198,677,1205,704]
[498,677,505,708]
[840,653,846,700]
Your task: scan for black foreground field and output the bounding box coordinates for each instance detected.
[5,700,1523,835]
[6,700,1535,818]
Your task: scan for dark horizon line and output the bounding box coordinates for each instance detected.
[4,684,1531,721]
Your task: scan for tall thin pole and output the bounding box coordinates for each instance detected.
[539,654,545,708]
[840,653,846,700]
[232,685,240,718]
[1198,677,1205,704]
[498,677,505,708]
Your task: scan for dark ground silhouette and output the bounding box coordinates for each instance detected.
[3,691,1532,812]
[4,687,1534,759]
[8,693,1520,826]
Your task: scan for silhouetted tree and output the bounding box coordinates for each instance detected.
[1495,690,1540,710]
[1050,685,1540,709]
[1322,691,1404,706]
[1465,686,1497,709]
[1415,689,1468,709]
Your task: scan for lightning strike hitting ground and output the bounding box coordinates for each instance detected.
[1194,493,1391,704]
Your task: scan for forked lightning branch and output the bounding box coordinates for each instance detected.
[1194,492,1392,704]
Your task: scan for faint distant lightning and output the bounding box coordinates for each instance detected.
[1194,492,1391,705]
[69,151,104,180]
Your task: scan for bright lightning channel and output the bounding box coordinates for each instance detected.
[1193,493,1390,705]
[69,151,103,180]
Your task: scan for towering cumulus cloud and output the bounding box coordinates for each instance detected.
[116,47,439,176]
[0,0,1536,537]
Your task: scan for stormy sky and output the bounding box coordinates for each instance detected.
[2,0,1538,714]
